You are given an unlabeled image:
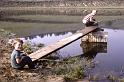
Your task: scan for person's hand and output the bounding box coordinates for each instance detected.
[21,51,28,56]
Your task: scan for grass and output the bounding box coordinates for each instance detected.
[0,28,16,42]
[22,40,45,54]
[48,57,91,81]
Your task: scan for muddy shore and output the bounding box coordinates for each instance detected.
[0,29,60,82]
[0,29,89,82]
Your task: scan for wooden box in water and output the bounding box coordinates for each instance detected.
[81,31,108,42]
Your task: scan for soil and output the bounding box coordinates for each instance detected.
[0,0,124,7]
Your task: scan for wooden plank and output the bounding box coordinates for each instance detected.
[29,27,98,61]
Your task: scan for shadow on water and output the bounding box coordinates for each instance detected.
[24,31,76,40]
[80,42,107,60]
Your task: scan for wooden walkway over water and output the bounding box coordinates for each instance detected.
[29,27,98,61]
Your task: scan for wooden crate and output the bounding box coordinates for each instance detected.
[81,31,108,42]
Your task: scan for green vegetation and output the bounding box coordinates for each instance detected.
[23,43,34,54]
[49,57,89,81]
[22,40,44,54]
[0,28,15,39]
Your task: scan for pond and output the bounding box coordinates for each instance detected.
[20,28,124,74]
[1,9,124,81]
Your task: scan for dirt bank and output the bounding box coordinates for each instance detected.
[0,29,63,82]
[0,0,124,7]
[0,29,89,82]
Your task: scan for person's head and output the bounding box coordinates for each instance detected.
[13,39,23,51]
[91,10,97,15]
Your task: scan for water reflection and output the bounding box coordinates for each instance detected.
[80,42,107,60]
[20,28,124,76]
[21,32,74,45]
[21,30,108,61]
[24,31,75,39]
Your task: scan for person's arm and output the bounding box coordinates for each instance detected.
[15,51,22,64]
[89,15,93,21]
[16,57,21,64]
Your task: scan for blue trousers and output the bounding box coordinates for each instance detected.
[19,55,35,69]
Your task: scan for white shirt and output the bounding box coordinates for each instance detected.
[82,13,94,24]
